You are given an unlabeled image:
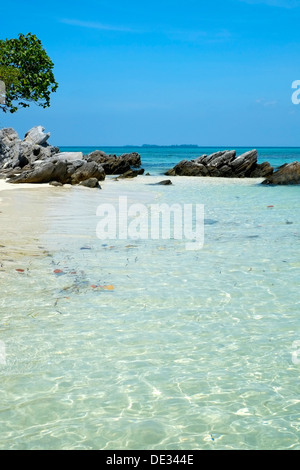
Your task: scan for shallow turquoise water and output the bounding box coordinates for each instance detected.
[0,174,300,450]
[61,145,300,175]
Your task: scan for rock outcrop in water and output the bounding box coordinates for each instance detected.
[0,127,143,186]
[85,150,142,175]
[165,150,274,178]
[262,161,300,185]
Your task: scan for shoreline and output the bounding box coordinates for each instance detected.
[0,179,51,193]
[0,181,57,268]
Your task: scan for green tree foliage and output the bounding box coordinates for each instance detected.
[0,33,58,113]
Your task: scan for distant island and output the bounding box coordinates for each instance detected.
[140,144,201,148]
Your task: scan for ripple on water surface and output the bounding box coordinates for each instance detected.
[0,178,300,449]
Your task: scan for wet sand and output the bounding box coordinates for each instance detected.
[0,181,55,266]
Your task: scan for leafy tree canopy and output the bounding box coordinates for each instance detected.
[0,33,58,113]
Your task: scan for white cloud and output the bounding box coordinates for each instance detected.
[60,18,134,32]
[60,19,231,44]
[256,98,278,106]
[238,0,300,7]
[166,29,232,44]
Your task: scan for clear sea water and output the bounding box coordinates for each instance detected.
[0,147,300,450]
[61,145,300,175]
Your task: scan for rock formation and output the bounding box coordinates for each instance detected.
[262,161,300,185]
[84,151,142,175]
[165,150,274,178]
[0,126,144,186]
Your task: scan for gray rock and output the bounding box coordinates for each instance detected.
[9,161,68,184]
[230,150,257,176]
[250,162,273,178]
[164,148,271,178]
[69,161,106,185]
[119,168,145,178]
[164,168,176,176]
[0,126,60,177]
[191,154,208,164]
[86,151,141,175]
[0,128,21,163]
[56,152,83,162]
[79,178,101,188]
[207,150,236,169]
[217,165,234,177]
[152,180,173,185]
[24,126,51,146]
[8,159,106,186]
[205,151,228,165]
[262,161,300,185]
[167,160,209,177]
[12,153,29,169]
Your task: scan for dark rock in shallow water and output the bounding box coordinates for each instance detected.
[166,160,209,177]
[207,150,236,168]
[165,149,274,178]
[204,219,218,225]
[69,161,105,185]
[262,161,300,185]
[230,150,257,176]
[85,151,142,175]
[165,168,176,177]
[157,179,173,185]
[79,178,101,188]
[119,169,145,178]
[150,180,173,185]
[250,161,273,178]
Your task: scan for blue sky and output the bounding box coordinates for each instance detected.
[1,0,300,146]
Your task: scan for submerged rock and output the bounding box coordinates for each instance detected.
[262,161,300,185]
[150,179,173,185]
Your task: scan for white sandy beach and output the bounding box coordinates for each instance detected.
[0,179,51,193]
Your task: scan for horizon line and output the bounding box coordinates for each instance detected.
[57,144,300,148]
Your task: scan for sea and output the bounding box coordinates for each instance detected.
[0,146,299,450]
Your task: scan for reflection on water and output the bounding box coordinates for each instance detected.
[0,177,300,450]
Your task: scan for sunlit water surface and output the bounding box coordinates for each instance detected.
[0,174,300,450]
